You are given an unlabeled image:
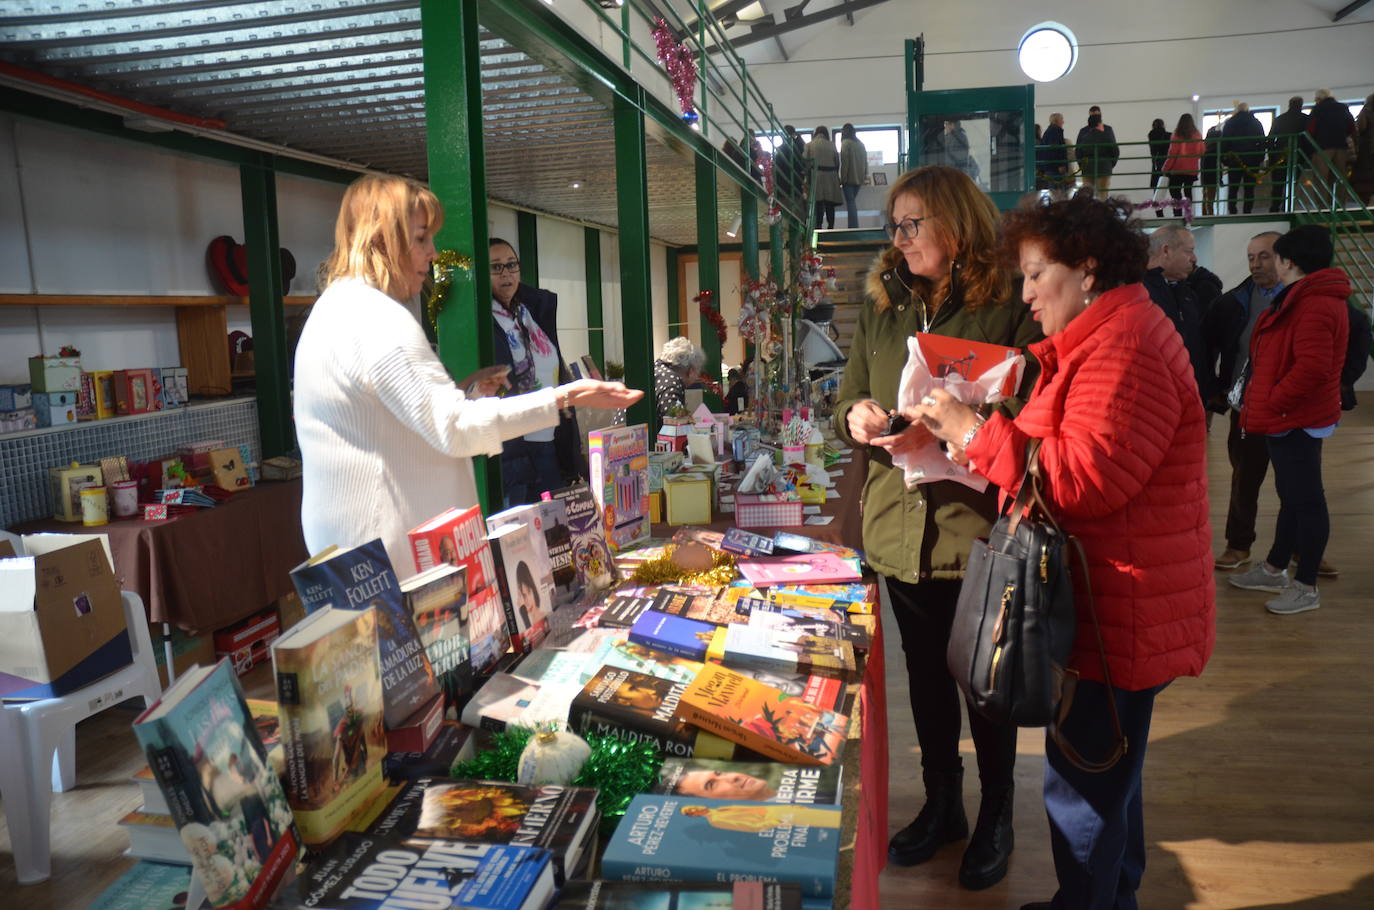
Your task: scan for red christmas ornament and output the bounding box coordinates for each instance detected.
[694,289,728,344]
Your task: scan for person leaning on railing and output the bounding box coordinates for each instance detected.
[1162,114,1204,218]
[1222,103,1267,215]
[1201,123,1224,216]
[1266,96,1310,213]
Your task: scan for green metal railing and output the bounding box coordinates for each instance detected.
[1289,143,1374,313]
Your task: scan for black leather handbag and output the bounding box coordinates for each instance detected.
[947,439,1126,772]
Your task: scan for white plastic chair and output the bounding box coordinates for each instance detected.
[1,591,163,884]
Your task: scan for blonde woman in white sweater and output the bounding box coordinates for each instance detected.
[295,175,641,573]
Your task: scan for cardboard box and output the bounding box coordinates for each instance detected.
[49,462,104,522]
[149,623,215,685]
[665,472,713,525]
[28,356,81,393]
[213,606,281,676]
[385,693,446,754]
[33,391,78,427]
[160,366,188,408]
[648,491,663,524]
[209,446,251,491]
[647,450,684,493]
[113,369,158,415]
[0,383,33,411]
[0,535,132,700]
[276,591,307,634]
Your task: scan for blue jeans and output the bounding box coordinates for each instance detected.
[1044,680,1166,910]
[842,183,861,227]
[1264,429,1328,585]
[500,438,562,508]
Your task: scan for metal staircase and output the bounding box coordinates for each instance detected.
[811,228,888,357]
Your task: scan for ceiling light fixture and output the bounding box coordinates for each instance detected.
[725,215,742,238]
[1017,22,1078,83]
[570,180,585,189]
[597,0,625,7]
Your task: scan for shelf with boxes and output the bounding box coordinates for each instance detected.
[0,293,315,398]
[5,355,191,433]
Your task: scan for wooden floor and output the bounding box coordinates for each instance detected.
[2,411,1373,909]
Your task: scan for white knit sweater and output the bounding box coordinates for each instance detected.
[294,278,559,575]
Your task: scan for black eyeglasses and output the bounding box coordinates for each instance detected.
[884,216,927,241]
[490,261,521,274]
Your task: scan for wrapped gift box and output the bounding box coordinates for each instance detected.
[49,461,104,522]
[0,384,32,412]
[647,450,684,493]
[735,492,803,529]
[798,482,827,505]
[33,391,78,427]
[664,472,712,525]
[655,417,691,453]
[89,370,117,419]
[648,491,664,523]
[28,356,81,393]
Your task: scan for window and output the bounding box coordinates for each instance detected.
[759,126,904,166]
[1018,23,1078,83]
[1202,107,1276,135]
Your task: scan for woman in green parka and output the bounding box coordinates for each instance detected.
[833,165,1042,891]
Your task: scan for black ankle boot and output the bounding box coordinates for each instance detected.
[888,768,968,866]
[958,785,1014,889]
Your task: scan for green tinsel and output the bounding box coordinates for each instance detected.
[450,729,663,835]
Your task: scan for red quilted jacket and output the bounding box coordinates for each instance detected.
[966,283,1214,691]
[1240,267,1351,435]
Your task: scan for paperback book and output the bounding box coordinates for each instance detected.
[288,539,438,729]
[366,778,600,883]
[650,588,746,625]
[118,808,188,865]
[271,605,388,845]
[132,660,300,908]
[551,482,618,594]
[745,609,869,656]
[628,610,717,662]
[383,721,479,784]
[539,496,579,605]
[678,665,848,766]
[468,584,512,676]
[599,594,656,628]
[86,861,193,910]
[736,553,862,587]
[487,504,559,604]
[588,423,651,551]
[274,833,555,910]
[400,562,471,705]
[654,758,842,805]
[487,522,554,653]
[709,622,856,682]
[408,504,498,596]
[602,795,841,898]
[555,881,802,910]
[569,666,735,760]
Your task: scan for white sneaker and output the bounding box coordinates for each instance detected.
[1229,562,1289,593]
[1266,582,1321,615]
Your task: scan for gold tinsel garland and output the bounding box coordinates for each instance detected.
[627,544,738,588]
[424,249,473,334]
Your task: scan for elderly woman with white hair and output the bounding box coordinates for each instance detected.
[653,337,705,419]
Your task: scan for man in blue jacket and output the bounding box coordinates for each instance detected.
[1222,103,1266,214]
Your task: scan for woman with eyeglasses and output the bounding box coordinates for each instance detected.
[833,165,1042,890]
[488,237,590,506]
[295,175,641,573]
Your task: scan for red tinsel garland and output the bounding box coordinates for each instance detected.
[651,18,698,123]
[694,289,728,344]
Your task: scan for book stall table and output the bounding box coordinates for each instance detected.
[650,452,888,910]
[11,478,308,640]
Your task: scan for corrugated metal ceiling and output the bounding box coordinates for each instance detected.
[0,0,761,245]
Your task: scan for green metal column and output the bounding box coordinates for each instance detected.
[740,188,759,363]
[238,154,291,458]
[666,247,681,335]
[421,0,497,509]
[615,90,656,427]
[516,210,539,286]
[695,156,721,383]
[583,226,604,369]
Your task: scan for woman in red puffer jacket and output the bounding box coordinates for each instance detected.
[1231,225,1350,615]
[909,195,1213,910]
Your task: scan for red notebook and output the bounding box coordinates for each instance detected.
[737,553,863,587]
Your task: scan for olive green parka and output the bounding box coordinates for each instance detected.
[833,247,1043,583]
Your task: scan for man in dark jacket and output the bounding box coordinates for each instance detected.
[1267,96,1309,212]
[1308,89,1356,202]
[1074,113,1120,195]
[1222,103,1266,214]
[1038,112,1070,197]
[1143,225,1210,404]
[1203,232,1284,570]
[1202,124,1224,215]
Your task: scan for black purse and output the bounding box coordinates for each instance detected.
[946,439,1127,772]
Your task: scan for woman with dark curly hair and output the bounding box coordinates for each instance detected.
[834,164,1042,890]
[911,194,1215,910]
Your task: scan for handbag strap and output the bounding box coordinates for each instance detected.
[1016,438,1129,773]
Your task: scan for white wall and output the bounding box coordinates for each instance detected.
[0,112,673,388]
[742,0,1372,178]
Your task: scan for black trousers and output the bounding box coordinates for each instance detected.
[1167,174,1196,216]
[1224,409,1270,551]
[1265,430,1329,586]
[886,577,1017,792]
[1227,168,1258,213]
[814,200,836,229]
